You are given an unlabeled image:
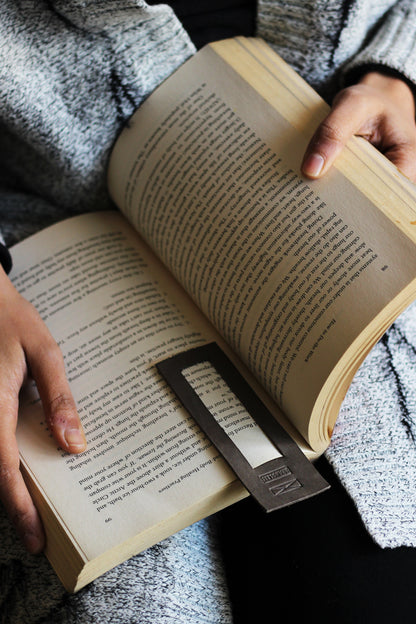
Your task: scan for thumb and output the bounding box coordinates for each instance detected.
[301,117,352,178]
[301,87,375,178]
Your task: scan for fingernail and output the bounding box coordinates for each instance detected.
[302,153,325,177]
[64,428,86,451]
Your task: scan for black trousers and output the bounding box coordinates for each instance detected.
[218,457,416,623]
[147,0,257,50]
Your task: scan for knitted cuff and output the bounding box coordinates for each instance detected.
[341,2,416,92]
[0,242,12,274]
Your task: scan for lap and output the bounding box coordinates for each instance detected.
[218,456,416,623]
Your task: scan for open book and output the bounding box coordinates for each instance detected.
[12,37,416,592]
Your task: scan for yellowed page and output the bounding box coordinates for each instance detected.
[108,39,416,451]
[13,211,285,564]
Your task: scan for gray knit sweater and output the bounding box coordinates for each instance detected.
[2,1,416,622]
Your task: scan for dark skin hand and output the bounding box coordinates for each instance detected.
[0,266,86,553]
[1,71,415,555]
[302,72,416,183]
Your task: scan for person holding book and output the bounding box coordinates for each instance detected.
[1,1,416,622]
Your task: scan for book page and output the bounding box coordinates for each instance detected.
[13,212,282,561]
[108,40,416,450]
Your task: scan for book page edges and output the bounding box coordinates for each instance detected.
[19,460,87,591]
[308,277,416,452]
[41,476,246,592]
[72,479,247,592]
[20,412,248,592]
[21,457,247,592]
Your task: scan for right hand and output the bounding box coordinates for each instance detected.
[0,267,86,553]
[301,72,416,182]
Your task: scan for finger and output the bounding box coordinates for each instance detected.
[301,86,378,178]
[382,139,416,182]
[0,386,45,553]
[24,329,87,454]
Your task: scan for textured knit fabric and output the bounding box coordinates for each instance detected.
[2,0,416,621]
[257,0,416,99]
[0,0,195,245]
[0,501,232,623]
[325,301,416,548]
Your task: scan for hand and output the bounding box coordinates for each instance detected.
[0,267,86,553]
[301,72,416,182]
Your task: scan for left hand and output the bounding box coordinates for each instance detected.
[301,71,416,182]
[0,268,87,553]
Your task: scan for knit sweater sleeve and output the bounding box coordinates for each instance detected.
[0,0,195,246]
[342,0,416,88]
